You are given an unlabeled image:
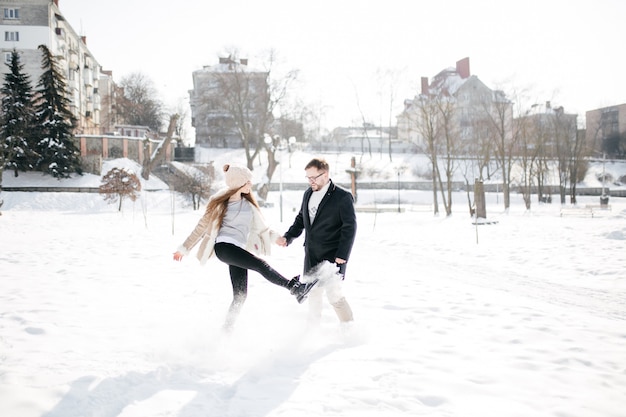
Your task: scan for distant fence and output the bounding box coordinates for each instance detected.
[4,183,624,197]
[264,182,625,197]
[2,187,162,193]
[2,187,101,193]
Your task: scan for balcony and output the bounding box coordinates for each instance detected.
[93,95,101,110]
[83,68,93,86]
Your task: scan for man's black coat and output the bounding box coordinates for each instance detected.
[284,180,357,274]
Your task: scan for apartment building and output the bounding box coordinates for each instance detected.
[0,0,108,134]
[396,57,509,148]
[586,103,626,157]
[189,56,269,147]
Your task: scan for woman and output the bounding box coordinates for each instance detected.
[173,164,317,330]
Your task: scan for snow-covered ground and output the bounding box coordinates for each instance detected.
[1,153,625,417]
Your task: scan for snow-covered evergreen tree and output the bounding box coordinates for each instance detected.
[0,49,36,178]
[33,44,82,178]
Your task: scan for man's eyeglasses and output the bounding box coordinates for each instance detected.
[305,172,326,182]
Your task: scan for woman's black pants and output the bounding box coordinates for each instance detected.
[214,242,291,329]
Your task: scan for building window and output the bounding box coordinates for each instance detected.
[4,52,11,63]
[4,31,19,42]
[3,8,19,19]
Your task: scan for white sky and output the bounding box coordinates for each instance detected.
[59,0,626,133]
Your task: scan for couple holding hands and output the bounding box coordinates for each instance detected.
[173,158,356,331]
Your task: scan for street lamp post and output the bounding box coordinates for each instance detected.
[279,145,283,222]
[397,170,401,213]
[264,134,288,222]
[600,152,609,207]
[277,137,296,222]
[602,152,606,195]
[288,136,296,168]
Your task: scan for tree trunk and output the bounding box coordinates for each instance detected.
[141,114,179,180]
[257,149,278,202]
[430,161,439,215]
[503,182,510,209]
[474,180,487,219]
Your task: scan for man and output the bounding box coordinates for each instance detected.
[277,157,356,324]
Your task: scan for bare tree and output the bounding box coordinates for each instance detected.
[213,54,267,167]
[531,114,552,204]
[516,111,538,209]
[455,114,494,216]
[406,91,460,217]
[375,67,404,162]
[168,99,190,146]
[117,72,164,133]
[171,163,214,210]
[483,89,517,211]
[258,51,299,201]
[99,168,142,211]
[434,97,459,216]
[207,50,297,201]
[299,100,330,146]
[568,124,588,204]
[550,108,580,204]
[214,50,297,166]
[141,114,179,180]
[410,95,442,215]
[353,87,373,158]
[548,108,587,204]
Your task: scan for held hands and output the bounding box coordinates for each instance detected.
[173,251,184,262]
[274,235,345,264]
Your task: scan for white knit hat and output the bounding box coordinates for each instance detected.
[223,164,252,189]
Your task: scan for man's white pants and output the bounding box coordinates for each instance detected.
[308,278,354,323]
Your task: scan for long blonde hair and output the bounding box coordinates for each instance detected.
[204,187,260,230]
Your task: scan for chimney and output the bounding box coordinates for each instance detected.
[81,35,87,45]
[421,77,429,95]
[456,57,470,79]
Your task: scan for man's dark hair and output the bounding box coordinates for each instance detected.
[305,158,329,171]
